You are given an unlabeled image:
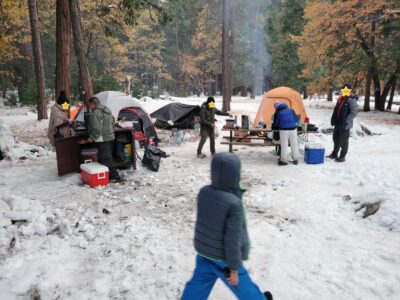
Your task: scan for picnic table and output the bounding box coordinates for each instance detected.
[221,128,318,153]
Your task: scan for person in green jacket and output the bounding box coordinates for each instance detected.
[197,97,230,158]
[81,97,121,182]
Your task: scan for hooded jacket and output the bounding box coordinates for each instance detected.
[88,104,115,142]
[47,104,72,146]
[331,95,358,130]
[199,101,229,128]
[194,153,250,271]
[272,103,298,130]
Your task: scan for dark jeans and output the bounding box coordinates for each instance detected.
[97,140,120,179]
[197,126,215,155]
[332,129,350,158]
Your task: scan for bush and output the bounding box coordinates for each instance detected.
[5,94,18,107]
[19,80,38,107]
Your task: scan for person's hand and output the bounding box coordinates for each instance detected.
[211,123,216,128]
[79,140,88,144]
[227,270,239,286]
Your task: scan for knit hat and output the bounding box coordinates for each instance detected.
[207,96,215,104]
[56,91,68,105]
[342,83,352,90]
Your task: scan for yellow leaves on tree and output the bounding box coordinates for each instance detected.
[297,0,400,94]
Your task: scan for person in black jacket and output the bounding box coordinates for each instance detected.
[327,84,358,162]
[181,153,273,300]
[197,97,230,158]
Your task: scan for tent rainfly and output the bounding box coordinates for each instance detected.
[151,102,200,129]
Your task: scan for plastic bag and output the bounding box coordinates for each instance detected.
[142,144,168,172]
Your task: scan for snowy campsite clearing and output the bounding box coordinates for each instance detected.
[1,96,400,300]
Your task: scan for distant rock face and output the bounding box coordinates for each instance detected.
[0,200,11,227]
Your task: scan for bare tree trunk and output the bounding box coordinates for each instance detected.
[125,75,131,95]
[28,0,48,120]
[70,0,93,103]
[386,77,396,111]
[56,0,71,99]
[240,86,247,97]
[327,87,333,102]
[303,86,308,99]
[364,68,371,112]
[22,42,34,84]
[222,0,233,112]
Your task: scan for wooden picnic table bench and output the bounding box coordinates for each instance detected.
[221,128,318,153]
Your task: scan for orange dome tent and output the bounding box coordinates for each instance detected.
[253,86,308,128]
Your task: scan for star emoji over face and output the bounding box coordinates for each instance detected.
[341,87,351,97]
[61,101,70,110]
[208,102,215,108]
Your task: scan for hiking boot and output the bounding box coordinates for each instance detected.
[293,160,299,165]
[278,160,288,166]
[197,153,206,159]
[335,157,346,162]
[264,291,273,300]
[326,153,338,159]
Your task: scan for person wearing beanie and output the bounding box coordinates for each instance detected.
[196,96,230,158]
[47,91,73,146]
[272,101,300,166]
[326,84,358,162]
[181,153,273,300]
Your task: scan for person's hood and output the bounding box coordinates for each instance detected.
[95,104,112,115]
[211,153,241,197]
[276,102,288,111]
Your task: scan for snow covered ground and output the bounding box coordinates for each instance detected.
[1,95,400,300]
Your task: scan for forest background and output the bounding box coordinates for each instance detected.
[1,0,399,118]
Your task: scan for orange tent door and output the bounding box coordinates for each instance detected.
[253,86,308,128]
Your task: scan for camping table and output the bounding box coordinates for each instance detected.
[56,127,137,176]
[221,128,278,153]
[221,128,319,153]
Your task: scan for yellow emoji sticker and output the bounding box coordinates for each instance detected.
[341,87,351,97]
[61,101,70,110]
[208,102,215,109]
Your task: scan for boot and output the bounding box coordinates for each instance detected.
[197,153,206,159]
[278,160,288,166]
[326,152,338,159]
[293,160,299,165]
[335,157,345,162]
[264,291,273,300]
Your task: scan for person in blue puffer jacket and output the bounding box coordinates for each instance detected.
[272,102,299,165]
[181,153,273,300]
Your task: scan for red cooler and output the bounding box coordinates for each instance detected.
[80,162,109,188]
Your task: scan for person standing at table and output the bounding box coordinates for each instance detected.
[197,96,230,158]
[272,101,299,166]
[326,84,358,162]
[47,91,73,147]
[80,96,121,182]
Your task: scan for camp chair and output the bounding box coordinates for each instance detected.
[171,128,185,145]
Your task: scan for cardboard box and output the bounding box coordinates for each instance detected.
[80,162,109,188]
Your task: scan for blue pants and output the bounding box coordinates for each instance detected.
[181,255,265,300]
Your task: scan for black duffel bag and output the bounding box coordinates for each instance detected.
[141,144,168,172]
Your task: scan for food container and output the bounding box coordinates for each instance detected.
[226,119,235,126]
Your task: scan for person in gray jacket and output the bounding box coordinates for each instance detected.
[81,97,121,181]
[181,153,272,300]
[326,84,358,162]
